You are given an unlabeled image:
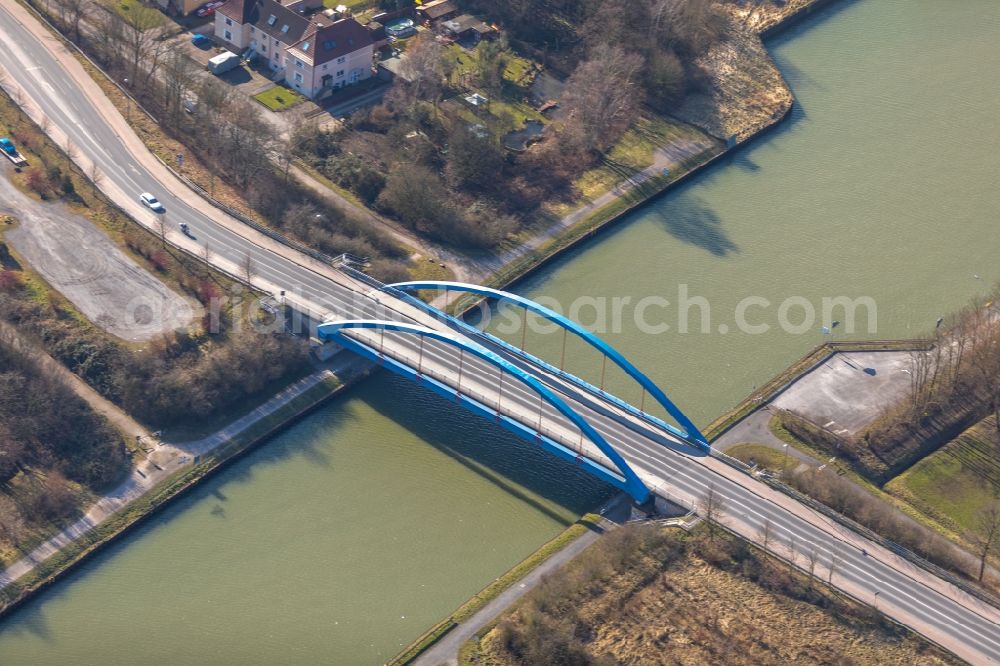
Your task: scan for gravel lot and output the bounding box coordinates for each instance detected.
[1,162,194,341]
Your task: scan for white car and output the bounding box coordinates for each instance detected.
[140,192,165,213]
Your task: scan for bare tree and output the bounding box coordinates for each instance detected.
[969,502,1000,582]
[807,545,819,588]
[560,44,643,153]
[88,162,103,193]
[114,6,169,92]
[241,252,255,285]
[757,518,773,552]
[699,484,726,541]
[213,99,276,188]
[54,0,89,43]
[161,50,198,125]
[64,136,77,167]
[399,34,445,107]
[156,215,167,245]
[907,345,935,416]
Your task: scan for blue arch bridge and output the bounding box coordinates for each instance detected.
[318,280,708,505]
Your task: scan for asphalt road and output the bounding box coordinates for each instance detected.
[2,4,998,663]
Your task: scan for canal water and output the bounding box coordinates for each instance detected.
[1,0,998,663]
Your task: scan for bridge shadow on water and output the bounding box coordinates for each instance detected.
[361,372,614,525]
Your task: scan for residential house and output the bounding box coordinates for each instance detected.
[215,0,375,99]
[285,19,375,98]
[440,14,497,43]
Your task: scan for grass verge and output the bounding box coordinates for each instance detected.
[725,443,796,476]
[886,415,1000,540]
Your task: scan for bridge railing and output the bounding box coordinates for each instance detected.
[343,326,614,465]
[362,277,704,449]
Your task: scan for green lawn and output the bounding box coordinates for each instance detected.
[572,116,709,200]
[106,0,165,24]
[725,443,796,476]
[886,416,1000,534]
[446,43,535,86]
[323,0,374,8]
[253,86,306,112]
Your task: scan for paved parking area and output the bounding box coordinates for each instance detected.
[771,350,915,436]
[0,163,195,341]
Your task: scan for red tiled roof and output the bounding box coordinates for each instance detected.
[218,0,252,23]
[288,18,373,66]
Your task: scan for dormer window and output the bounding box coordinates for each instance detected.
[301,41,310,51]
[267,14,276,25]
[323,40,336,50]
[281,24,289,33]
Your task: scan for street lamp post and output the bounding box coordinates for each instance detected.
[781,443,789,478]
[122,79,131,120]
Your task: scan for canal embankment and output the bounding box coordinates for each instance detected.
[0,359,373,618]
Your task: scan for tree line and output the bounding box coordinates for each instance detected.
[0,231,309,431]
[863,288,1000,479]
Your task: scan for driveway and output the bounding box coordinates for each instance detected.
[0,162,195,340]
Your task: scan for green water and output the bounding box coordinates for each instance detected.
[2,0,999,663]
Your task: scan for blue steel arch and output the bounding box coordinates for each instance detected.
[387,281,708,449]
[318,319,651,503]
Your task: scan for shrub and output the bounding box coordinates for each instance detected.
[22,472,77,524]
[322,154,386,204]
[25,167,50,198]
[0,270,21,293]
